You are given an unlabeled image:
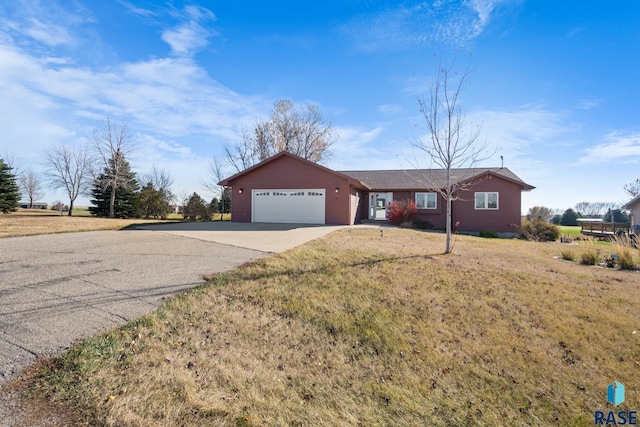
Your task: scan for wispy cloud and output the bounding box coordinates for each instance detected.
[339,0,511,51]
[117,0,156,18]
[580,132,640,164]
[462,105,575,179]
[162,5,217,56]
[377,104,404,115]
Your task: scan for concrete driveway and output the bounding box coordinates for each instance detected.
[0,223,345,387]
[134,221,351,252]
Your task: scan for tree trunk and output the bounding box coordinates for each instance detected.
[445,194,452,254]
[68,199,74,216]
[109,185,116,218]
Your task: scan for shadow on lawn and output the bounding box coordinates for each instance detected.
[202,253,436,283]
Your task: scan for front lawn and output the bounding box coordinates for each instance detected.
[22,229,640,426]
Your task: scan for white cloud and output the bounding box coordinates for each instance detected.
[0,0,92,47]
[377,104,404,115]
[21,17,76,46]
[161,5,217,56]
[580,132,640,164]
[117,0,156,18]
[162,22,213,56]
[339,0,512,51]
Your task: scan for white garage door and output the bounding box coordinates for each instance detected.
[252,189,325,224]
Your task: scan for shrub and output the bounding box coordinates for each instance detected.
[387,199,417,226]
[479,230,499,238]
[579,246,601,265]
[610,235,637,270]
[518,218,561,242]
[412,218,433,230]
[560,249,575,261]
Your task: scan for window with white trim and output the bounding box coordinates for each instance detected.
[415,192,437,209]
[475,192,499,209]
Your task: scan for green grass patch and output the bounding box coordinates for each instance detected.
[23,229,640,426]
[558,226,582,236]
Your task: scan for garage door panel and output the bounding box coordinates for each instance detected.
[252,189,325,224]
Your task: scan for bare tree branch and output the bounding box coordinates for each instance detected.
[411,62,493,253]
[225,99,335,171]
[45,143,92,216]
[201,155,228,220]
[90,116,137,218]
[18,169,45,208]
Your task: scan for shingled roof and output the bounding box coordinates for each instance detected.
[339,168,534,191]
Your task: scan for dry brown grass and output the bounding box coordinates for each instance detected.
[24,229,640,426]
[0,209,180,238]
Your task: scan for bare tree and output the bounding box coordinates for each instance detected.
[2,151,23,179]
[141,166,174,199]
[18,169,45,208]
[139,166,175,218]
[45,143,92,216]
[225,99,335,172]
[201,155,228,220]
[624,178,640,198]
[527,206,554,222]
[224,130,260,173]
[91,116,136,218]
[411,62,491,253]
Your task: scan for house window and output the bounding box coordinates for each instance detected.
[475,192,499,209]
[415,192,437,209]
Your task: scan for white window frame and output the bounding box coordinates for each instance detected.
[415,192,437,209]
[475,192,499,210]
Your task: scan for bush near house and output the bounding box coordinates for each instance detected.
[518,218,561,242]
[412,217,433,230]
[387,199,417,226]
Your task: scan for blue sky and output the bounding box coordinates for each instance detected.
[1,0,639,213]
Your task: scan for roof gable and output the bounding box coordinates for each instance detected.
[622,194,640,210]
[218,152,365,187]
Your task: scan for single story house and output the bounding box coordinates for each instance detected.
[218,152,535,234]
[19,202,48,209]
[622,195,640,233]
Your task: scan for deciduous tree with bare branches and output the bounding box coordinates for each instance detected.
[45,143,92,216]
[225,99,335,172]
[411,62,491,253]
[201,155,228,220]
[91,117,137,218]
[18,169,45,208]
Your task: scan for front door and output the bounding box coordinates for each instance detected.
[369,192,393,220]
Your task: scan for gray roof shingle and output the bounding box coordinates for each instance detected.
[339,168,533,191]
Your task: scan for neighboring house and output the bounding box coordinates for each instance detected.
[622,195,640,233]
[19,202,48,209]
[218,152,535,234]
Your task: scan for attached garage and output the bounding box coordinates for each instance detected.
[218,152,368,225]
[252,189,325,224]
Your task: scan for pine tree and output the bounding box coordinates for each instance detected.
[89,158,140,218]
[0,158,20,214]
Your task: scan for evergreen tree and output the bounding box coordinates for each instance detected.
[560,208,579,226]
[183,192,210,221]
[89,158,140,218]
[0,158,20,214]
[139,182,171,219]
[605,208,629,223]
